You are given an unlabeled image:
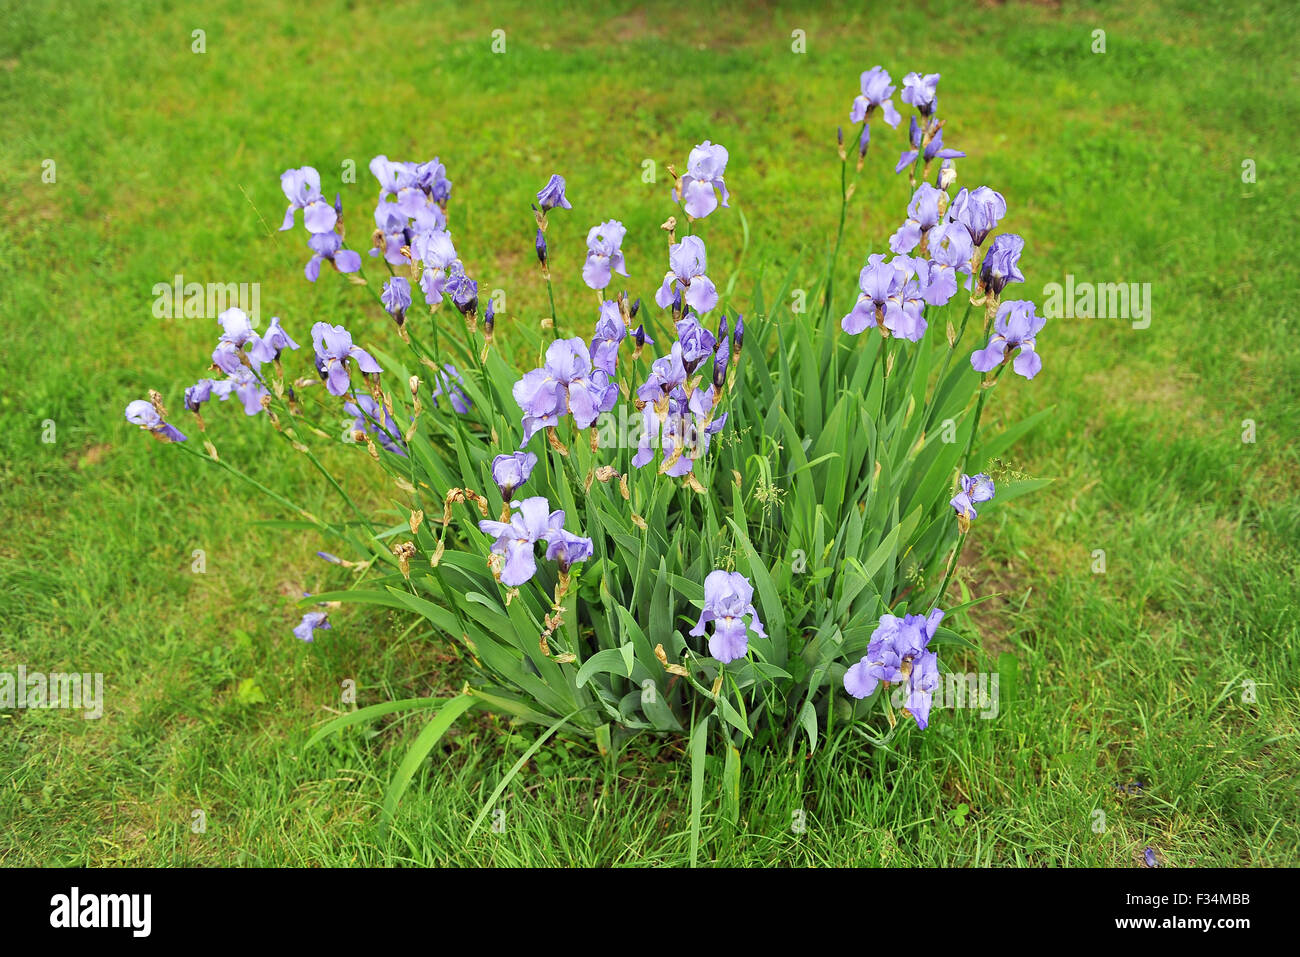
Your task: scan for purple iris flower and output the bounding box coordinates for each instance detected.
[946,186,1006,247]
[971,300,1045,379]
[381,276,412,323]
[211,308,262,374]
[491,451,538,501]
[654,236,718,314]
[844,609,945,729]
[212,366,269,415]
[849,65,902,128]
[423,159,453,204]
[951,473,995,521]
[633,384,727,477]
[293,610,331,643]
[184,379,215,413]
[635,342,689,405]
[218,307,256,347]
[513,338,615,442]
[247,317,300,366]
[444,261,478,316]
[535,228,548,268]
[882,260,928,341]
[125,399,187,442]
[590,300,628,376]
[900,72,941,116]
[927,221,975,278]
[889,183,946,254]
[675,314,717,373]
[477,496,566,586]
[305,230,362,281]
[536,174,572,211]
[429,364,471,414]
[582,220,629,290]
[310,322,383,396]
[979,233,1026,296]
[345,394,406,456]
[842,255,905,335]
[679,141,730,219]
[905,651,941,729]
[689,570,766,664]
[279,166,337,234]
[370,155,451,218]
[413,229,457,305]
[545,530,594,573]
[910,257,958,308]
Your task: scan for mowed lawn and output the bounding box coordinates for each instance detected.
[1,0,1296,866]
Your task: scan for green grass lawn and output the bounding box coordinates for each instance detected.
[1,0,1297,866]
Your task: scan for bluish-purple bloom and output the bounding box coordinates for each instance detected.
[184,378,215,413]
[279,166,337,234]
[674,314,717,372]
[590,300,627,376]
[971,300,1045,379]
[679,141,730,219]
[536,174,572,211]
[492,451,539,501]
[414,229,457,305]
[545,530,594,573]
[582,220,628,290]
[369,154,451,218]
[843,609,945,729]
[212,366,269,415]
[381,276,412,323]
[889,183,946,254]
[444,261,478,316]
[654,236,718,314]
[125,399,187,442]
[849,65,902,128]
[950,473,995,521]
[293,610,331,643]
[513,338,616,443]
[635,342,688,406]
[632,348,727,477]
[843,255,903,335]
[842,255,927,340]
[212,308,265,374]
[477,496,566,586]
[946,186,1007,247]
[910,256,958,309]
[689,570,766,664]
[900,72,941,116]
[305,230,362,282]
[311,322,383,396]
[979,233,1026,297]
[927,221,975,278]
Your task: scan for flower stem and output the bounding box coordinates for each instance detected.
[935,530,967,606]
